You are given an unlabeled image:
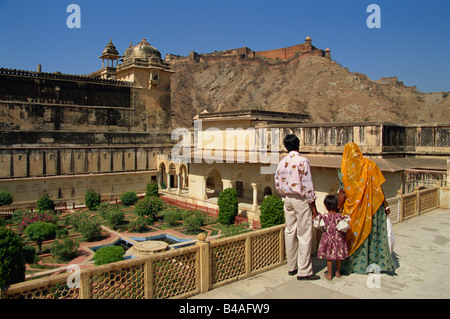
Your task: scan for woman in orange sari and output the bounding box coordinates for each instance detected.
[338,143,396,275]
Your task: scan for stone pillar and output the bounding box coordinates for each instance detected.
[157,172,161,188]
[177,174,181,194]
[196,233,210,293]
[251,183,258,210]
[201,176,208,200]
[222,179,232,190]
[447,158,450,185]
[167,172,171,191]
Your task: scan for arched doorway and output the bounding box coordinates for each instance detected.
[231,170,251,200]
[263,186,273,197]
[168,163,177,190]
[205,168,223,199]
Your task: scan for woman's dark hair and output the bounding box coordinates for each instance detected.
[283,134,300,152]
[324,195,338,211]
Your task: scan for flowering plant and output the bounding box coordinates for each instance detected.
[19,212,56,231]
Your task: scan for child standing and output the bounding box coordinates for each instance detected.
[314,194,350,280]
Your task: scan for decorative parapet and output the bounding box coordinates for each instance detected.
[2,224,285,299]
[0,186,443,299]
[0,68,133,86]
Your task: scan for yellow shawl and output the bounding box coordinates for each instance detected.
[341,143,386,255]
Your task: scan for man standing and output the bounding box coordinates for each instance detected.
[275,134,320,280]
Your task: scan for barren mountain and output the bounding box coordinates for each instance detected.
[169,55,449,128]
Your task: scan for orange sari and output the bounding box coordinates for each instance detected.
[341,143,386,255]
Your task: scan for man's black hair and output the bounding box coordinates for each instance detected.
[283,134,300,152]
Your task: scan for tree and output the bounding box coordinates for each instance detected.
[0,191,13,206]
[259,195,285,228]
[183,211,204,233]
[36,193,55,212]
[24,221,58,252]
[85,189,101,210]
[103,205,125,230]
[217,188,239,225]
[146,182,159,197]
[0,227,25,288]
[135,196,165,219]
[120,191,139,206]
[50,237,80,262]
[67,213,102,242]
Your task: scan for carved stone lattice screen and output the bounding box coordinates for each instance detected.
[152,249,198,299]
[251,231,281,272]
[90,264,145,299]
[419,189,439,212]
[4,274,79,299]
[402,194,417,220]
[210,239,246,285]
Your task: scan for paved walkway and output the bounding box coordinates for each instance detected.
[191,208,450,299]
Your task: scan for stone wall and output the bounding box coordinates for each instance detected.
[406,125,450,154]
[0,71,171,134]
[0,68,132,108]
[255,44,324,60]
[0,68,174,207]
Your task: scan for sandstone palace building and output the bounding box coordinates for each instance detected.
[0,37,449,220]
[0,38,176,206]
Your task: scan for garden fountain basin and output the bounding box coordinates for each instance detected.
[126,240,169,256]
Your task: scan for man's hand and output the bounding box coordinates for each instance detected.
[309,201,318,219]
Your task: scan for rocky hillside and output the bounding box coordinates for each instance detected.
[169,55,450,128]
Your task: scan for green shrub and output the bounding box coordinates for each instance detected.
[50,237,80,262]
[93,246,124,266]
[11,209,29,225]
[120,191,139,206]
[98,203,125,229]
[0,190,13,206]
[219,223,250,238]
[0,226,25,288]
[163,208,184,226]
[96,202,112,219]
[259,195,285,228]
[36,194,55,212]
[135,196,165,219]
[183,212,204,233]
[22,246,38,264]
[84,189,101,210]
[55,227,69,239]
[104,206,125,230]
[18,211,59,232]
[217,188,239,225]
[146,182,159,197]
[67,213,102,242]
[24,221,58,252]
[128,217,151,233]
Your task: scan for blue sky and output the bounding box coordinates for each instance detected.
[0,0,449,92]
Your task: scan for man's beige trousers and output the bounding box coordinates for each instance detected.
[283,194,313,277]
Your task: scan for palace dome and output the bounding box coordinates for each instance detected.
[102,38,119,56]
[123,38,161,60]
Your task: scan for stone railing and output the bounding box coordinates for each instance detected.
[385,187,440,224]
[1,224,285,299]
[0,187,441,299]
